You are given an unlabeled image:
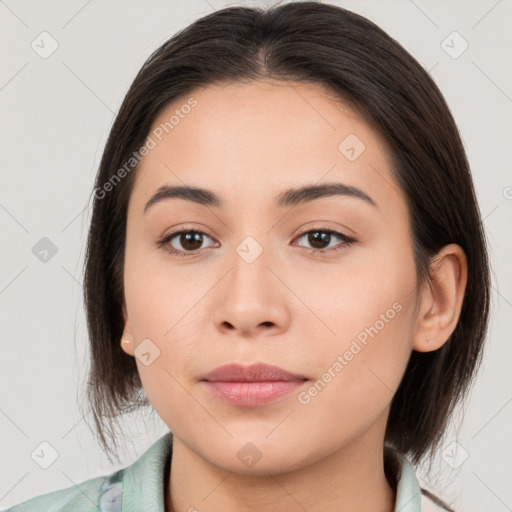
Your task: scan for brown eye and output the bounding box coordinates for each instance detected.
[156,227,356,258]
[157,229,216,257]
[294,228,356,253]
[306,231,331,250]
[176,231,204,251]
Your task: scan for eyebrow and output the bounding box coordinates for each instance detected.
[143,182,377,214]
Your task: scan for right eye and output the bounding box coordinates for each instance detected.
[156,229,218,257]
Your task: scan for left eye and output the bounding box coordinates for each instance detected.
[156,228,356,257]
[293,229,356,253]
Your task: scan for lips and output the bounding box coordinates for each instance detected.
[200,363,309,407]
[200,362,309,383]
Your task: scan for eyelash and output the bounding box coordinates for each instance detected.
[155,226,357,258]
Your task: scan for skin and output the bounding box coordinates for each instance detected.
[120,80,468,512]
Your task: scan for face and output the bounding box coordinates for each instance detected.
[121,79,421,474]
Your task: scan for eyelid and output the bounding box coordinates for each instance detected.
[156,226,217,257]
[292,227,356,252]
[292,220,357,239]
[156,224,357,257]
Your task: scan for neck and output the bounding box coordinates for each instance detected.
[165,421,397,512]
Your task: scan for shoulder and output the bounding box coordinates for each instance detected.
[2,469,125,512]
[386,446,456,512]
[2,432,173,512]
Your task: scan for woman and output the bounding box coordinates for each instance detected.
[5,2,490,511]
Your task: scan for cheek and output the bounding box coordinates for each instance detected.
[123,227,205,339]
[123,239,223,418]
[294,292,416,446]
[293,240,417,407]
[291,235,417,349]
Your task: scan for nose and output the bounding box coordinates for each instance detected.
[212,243,291,339]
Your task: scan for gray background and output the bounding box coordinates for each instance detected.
[1,0,511,510]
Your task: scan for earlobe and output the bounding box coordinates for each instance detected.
[120,311,135,356]
[120,338,134,355]
[413,244,468,353]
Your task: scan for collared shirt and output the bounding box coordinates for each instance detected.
[3,431,450,511]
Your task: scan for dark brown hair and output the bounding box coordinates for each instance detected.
[81,2,490,509]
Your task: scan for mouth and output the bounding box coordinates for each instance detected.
[200,362,309,407]
[200,362,309,382]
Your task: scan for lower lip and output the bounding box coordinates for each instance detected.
[202,380,307,407]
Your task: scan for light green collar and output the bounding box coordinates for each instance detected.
[121,432,421,512]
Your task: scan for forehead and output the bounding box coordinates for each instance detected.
[130,80,404,216]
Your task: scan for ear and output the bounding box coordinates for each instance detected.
[413,243,468,353]
[120,303,135,356]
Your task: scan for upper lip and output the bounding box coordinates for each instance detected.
[201,363,309,382]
